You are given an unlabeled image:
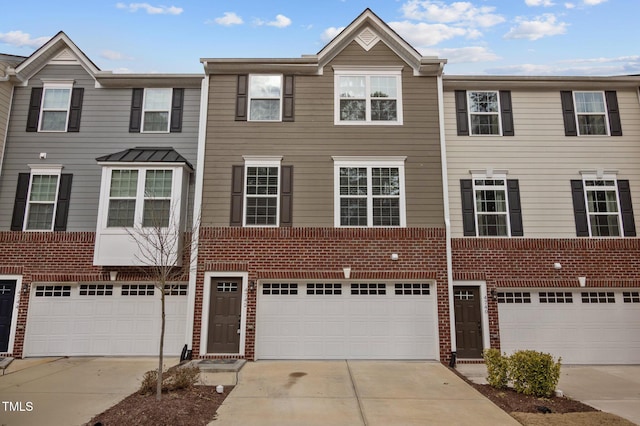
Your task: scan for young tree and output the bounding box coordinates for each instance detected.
[126,203,198,401]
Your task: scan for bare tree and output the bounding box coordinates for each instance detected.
[126,203,199,401]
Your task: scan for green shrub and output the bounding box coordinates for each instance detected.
[508,350,561,397]
[138,366,200,395]
[483,348,508,389]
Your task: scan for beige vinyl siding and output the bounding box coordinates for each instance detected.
[203,41,444,227]
[0,64,200,231]
[445,88,640,238]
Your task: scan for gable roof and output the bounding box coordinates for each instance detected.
[11,31,101,83]
[96,147,194,170]
[202,8,446,76]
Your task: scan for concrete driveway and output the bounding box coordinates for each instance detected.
[558,365,640,425]
[0,357,175,426]
[212,361,518,426]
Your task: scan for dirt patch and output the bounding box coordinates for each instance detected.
[512,412,636,426]
[85,385,233,426]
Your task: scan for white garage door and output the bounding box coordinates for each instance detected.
[24,283,188,357]
[256,282,438,360]
[498,289,640,364]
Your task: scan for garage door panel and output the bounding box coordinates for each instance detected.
[24,285,187,356]
[499,289,640,364]
[257,282,437,360]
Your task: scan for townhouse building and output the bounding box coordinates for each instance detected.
[0,33,202,358]
[443,76,640,364]
[191,9,451,361]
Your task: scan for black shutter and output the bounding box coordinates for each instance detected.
[570,180,589,236]
[460,179,476,236]
[280,165,293,226]
[26,88,43,132]
[11,173,30,230]
[230,165,244,226]
[560,91,577,136]
[605,91,622,136]
[454,90,469,136]
[500,91,514,136]
[507,179,523,236]
[282,75,294,122]
[617,180,636,237]
[170,88,184,133]
[129,88,144,132]
[53,174,73,231]
[67,88,84,132]
[235,75,248,121]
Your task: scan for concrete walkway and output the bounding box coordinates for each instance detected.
[456,363,640,425]
[212,361,518,426]
[0,357,176,426]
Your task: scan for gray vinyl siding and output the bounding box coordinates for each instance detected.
[0,81,12,166]
[445,87,640,238]
[0,64,201,231]
[203,41,444,227]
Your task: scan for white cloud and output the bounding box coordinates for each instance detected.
[116,3,183,15]
[422,46,501,63]
[401,0,505,28]
[583,0,607,5]
[564,2,576,8]
[390,21,471,47]
[101,50,132,61]
[267,14,292,28]
[504,14,568,40]
[0,30,49,48]
[321,26,345,42]
[485,55,640,76]
[525,0,555,6]
[212,12,243,26]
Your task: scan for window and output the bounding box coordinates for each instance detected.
[122,284,155,296]
[454,90,514,136]
[497,292,531,303]
[244,158,280,226]
[40,84,72,131]
[333,157,406,227]
[623,292,640,303]
[142,88,172,132]
[560,91,622,137]
[249,75,282,121]
[581,292,615,303]
[571,175,635,237]
[461,175,523,237]
[307,283,342,295]
[262,283,298,295]
[79,284,113,296]
[106,168,174,228]
[26,83,83,133]
[165,284,188,296]
[396,283,430,295]
[334,68,403,125]
[584,178,621,236]
[11,168,73,232]
[129,88,184,133]
[468,91,501,135]
[351,283,386,295]
[539,292,573,303]
[34,285,71,297]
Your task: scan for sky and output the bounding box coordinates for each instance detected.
[1,0,638,76]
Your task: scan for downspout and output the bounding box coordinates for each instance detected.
[185,70,210,354]
[437,73,457,366]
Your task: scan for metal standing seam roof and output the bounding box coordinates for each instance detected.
[96,147,193,170]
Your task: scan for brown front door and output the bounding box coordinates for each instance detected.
[207,278,242,353]
[454,286,483,358]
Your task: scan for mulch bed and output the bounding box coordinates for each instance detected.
[85,385,234,426]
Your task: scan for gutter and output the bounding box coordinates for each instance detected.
[185,70,210,352]
[437,74,457,363]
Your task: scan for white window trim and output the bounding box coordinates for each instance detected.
[38,83,73,132]
[243,156,282,227]
[333,66,403,125]
[142,88,172,133]
[467,90,503,136]
[573,91,610,137]
[24,164,63,232]
[471,172,511,237]
[332,156,407,227]
[98,164,184,230]
[248,74,283,122]
[580,171,623,237]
